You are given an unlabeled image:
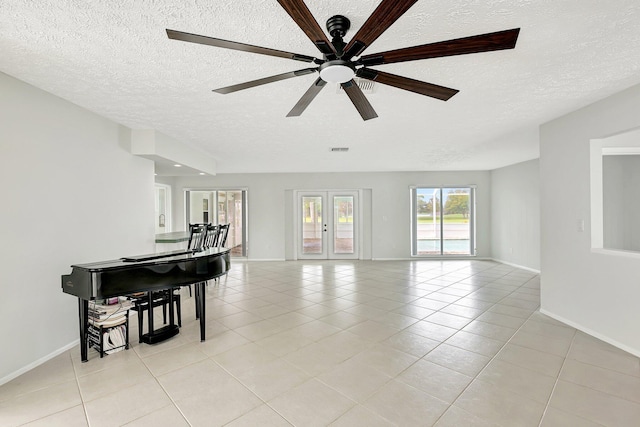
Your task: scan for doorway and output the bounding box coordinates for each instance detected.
[154,184,171,234]
[185,189,248,257]
[296,190,359,259]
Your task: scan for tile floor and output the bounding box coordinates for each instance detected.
[1,260,640,426]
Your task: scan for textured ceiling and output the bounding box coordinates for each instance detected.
[2,1,640,173]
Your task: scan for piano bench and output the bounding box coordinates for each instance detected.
[132,290,181,343]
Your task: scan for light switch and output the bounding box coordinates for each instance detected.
[577,219,585,232]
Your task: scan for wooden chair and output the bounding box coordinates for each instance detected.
[217,224,230,248]
[204,224,220,249]
[188,223,209,251]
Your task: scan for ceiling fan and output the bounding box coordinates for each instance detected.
[166,0,520,120]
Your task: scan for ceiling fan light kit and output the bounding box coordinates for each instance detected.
[319,60,355,84]
[166,0,520,120]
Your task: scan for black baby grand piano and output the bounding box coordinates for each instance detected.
[62,247,230,362]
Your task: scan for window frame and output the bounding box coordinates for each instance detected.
[410,185,476,257]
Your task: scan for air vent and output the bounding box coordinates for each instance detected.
[336,77,377,94]
[331,147,349,152]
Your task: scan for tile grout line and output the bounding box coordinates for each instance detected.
[68,349,93,427]
[428,272,542,426]
[536,329,577,427]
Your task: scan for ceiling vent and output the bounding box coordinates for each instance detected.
[331,147,349,152]
[336,78,377,94]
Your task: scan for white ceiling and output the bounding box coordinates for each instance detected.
[2,1,640,174]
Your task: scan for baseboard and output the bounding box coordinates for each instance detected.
[248,258,286,262]
[491,258,541,274]
[371,257,493,261]
[0,339,79,386]
[539,308,640,358]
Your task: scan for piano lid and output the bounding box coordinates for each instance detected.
[120,248,202,262]
[69,247,230,272]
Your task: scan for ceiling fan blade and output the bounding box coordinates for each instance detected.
[341,80,378,121]
[359,28,521,66]
[277,0,337,56]
[287,77,327,117]
[213,68,317,94]
[166,29,318,63]
[343,0,418,60]
[357,68,458,101]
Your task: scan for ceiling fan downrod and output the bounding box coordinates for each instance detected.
[326,15,350,57]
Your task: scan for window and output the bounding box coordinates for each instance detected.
[185,189,248,257]
[411,186,476,256]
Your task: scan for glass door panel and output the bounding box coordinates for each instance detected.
[217,190,246,256]
[188,191,215,224]
[416,188,441,255]
[302,195,324,255]
[333,195,354,254]
[442,188,471,255]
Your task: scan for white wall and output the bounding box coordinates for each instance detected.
[490,159,540,271]
[540,82,640,356]
[0,72,156,383]
[169,171,492,260]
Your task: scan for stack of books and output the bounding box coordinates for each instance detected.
[88,298,133,327]
[88,298,133,355]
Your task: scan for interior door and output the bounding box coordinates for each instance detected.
[154,184,171,234]
[297,191,358,259]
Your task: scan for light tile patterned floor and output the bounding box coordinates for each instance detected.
[2,260,640,426]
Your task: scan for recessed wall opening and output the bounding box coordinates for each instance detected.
[590,127,640,254]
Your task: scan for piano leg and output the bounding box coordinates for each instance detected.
[198,281,206,341]
[147,291,154,339]
[79,298,89,362]
[168,289,175,326]
[194,283,200,319]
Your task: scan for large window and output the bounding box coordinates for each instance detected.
[411,186,475,256]
[185,189,247,257]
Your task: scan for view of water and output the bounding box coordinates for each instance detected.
[417,239,471,254]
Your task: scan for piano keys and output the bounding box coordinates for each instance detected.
[62,247,230,361]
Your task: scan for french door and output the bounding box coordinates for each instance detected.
[297,191,359,259]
